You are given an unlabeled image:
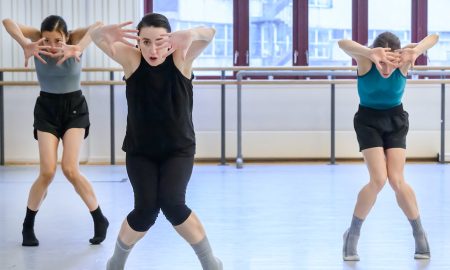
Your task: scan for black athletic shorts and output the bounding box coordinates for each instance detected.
[33,90,90,140]
[353,104,409,151]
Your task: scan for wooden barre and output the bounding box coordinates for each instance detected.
[2,66,450,73]
[2,79,450,87]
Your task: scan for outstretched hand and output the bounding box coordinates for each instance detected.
[22,37,52,67]
[98,21,139,55]
[155,30,193,59]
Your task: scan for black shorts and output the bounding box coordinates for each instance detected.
[353,104,409,151]
[33,90,90,140]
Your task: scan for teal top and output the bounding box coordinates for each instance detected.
[357,63,406,109]
[34,54,82,94]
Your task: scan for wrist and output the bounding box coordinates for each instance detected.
[19,39,31,49]
[73,44,82,52]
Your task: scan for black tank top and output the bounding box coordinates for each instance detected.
[122,54,195,157]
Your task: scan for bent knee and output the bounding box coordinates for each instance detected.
[369,176,387,192]
[160,202,192,226]
[127,208,160,232]
[388,175,405,192]
[39,168,56,184]
[61,164,80,181]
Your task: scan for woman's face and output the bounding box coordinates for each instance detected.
[377,60,397,78]
[138,26,169,66]
[41,31,66,54]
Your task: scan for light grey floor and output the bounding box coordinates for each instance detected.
[1,163,450,270]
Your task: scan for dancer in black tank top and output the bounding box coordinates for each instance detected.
[91,13,222,270]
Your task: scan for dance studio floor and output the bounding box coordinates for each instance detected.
[1,162,450,270]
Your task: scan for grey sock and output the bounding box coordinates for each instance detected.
[409,217,430,254]
[344,215,364,256]
[191,237,222,270]
[106,238,134,270]
[349,215,363,236]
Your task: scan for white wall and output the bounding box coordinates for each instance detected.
[2,81,448,163]
[1,1,448,163]
[0,0,142,163]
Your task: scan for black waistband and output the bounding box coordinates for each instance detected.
[357,104,404,116]
[39,90,82,99]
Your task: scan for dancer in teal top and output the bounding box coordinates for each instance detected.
[338,32,438,261]
[357,62,406,109]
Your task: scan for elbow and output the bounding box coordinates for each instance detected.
[338,39,347,49]
[427,33,439,47]
[208,27,216,41]
[90,21,104,32]
[433,33,439,43]
[2,18,12,27]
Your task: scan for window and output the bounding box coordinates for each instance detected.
[428,0,450,66]
[308,0,352,66]
[368,0,411,49]
[308,0,333,8]
[153,0,233,68]
[249,0,293,66]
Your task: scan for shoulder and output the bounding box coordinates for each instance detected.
[123,49,142,79]
[356,59,373,76]
[172,51,194,79]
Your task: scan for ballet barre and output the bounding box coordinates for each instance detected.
[1,67,450,167]
[234,69,450,168]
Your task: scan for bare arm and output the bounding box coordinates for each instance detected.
[2,18,40,46]
[399,34,439,72]
[69,21,102,50]
[2,18,50,66]
[157,26,216,77]
[338,39,399,74]
[183,27,216,64]
[338,39,373,74]
[90,21,140,74]
[411,34,439,56]
[402,43,417,49]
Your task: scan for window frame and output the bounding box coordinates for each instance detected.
[145,0,430,74]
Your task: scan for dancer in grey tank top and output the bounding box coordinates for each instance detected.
[2,15,109,246]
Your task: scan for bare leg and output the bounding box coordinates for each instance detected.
[386,148,418,219]
[354,147,388,218]
[22,131,58,246]
[61,128,108,244]
[386,148,429,258]
[106,219,146,270]
[175,212,222,270]
[27,131,58,210]
[61,128,98,210]
[117,219,146,246]
[174,212,206,244]
[344,147,387,260]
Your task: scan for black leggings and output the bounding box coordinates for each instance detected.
[126,153,194,232]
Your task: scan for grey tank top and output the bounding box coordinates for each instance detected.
[34,54,82,94]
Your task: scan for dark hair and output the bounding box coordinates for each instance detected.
[40,15,68,37]
[137,13,171,35]
[371,31,401,51]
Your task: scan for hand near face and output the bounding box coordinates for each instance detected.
[397,48,420,68]
[22,37,51,67]
[48,42,82,65]
[155,30,193,59]
[369,47,400,70]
